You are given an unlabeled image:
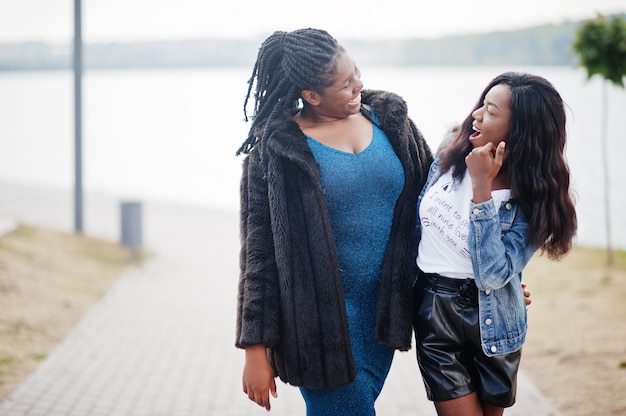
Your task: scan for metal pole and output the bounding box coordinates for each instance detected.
[73,0,83,234]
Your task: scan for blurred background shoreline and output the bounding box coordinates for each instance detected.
[2,63,625,250]
[0,19,600,71]
[1,4,625,252]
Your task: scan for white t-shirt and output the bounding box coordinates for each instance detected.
[416,169,511,279]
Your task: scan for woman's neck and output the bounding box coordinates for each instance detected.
[492,166,511,190]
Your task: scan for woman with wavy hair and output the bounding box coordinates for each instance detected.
[413,72,577,416]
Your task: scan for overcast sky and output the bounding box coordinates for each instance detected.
[0,0,625,44]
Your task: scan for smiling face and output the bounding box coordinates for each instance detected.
[469,83,512,148]
[305,51,364,120]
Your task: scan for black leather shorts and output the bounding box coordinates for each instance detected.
[413,270,521,408]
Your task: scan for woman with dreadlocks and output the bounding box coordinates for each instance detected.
[235,28,433,414]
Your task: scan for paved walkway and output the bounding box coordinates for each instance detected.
[0,183,561,415]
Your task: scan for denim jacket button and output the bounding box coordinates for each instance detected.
[473,208,480,215]
[491,346,497,353]
[485,318,492,325]
[505,202,512,210]
[484,289,490,295]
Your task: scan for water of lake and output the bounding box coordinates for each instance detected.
[0,66,624,249]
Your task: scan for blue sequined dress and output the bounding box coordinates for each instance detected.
[300,114,405,416]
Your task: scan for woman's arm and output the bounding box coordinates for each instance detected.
[465,141,536,290]
[468,198,536,290]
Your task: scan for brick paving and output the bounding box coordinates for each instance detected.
[0,183,561,415]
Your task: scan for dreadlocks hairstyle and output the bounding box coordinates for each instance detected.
[236,28,343,157]
[440,72,577,260]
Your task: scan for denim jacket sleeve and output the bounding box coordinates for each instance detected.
[468,198,537,291]
[468,198,538,356]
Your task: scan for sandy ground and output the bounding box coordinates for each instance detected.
[0,224,624,415]
[521,247,626,416]
[0,225,132,402]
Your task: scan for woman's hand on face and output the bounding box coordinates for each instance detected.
[466,141,506,203]
[242,345,278,411]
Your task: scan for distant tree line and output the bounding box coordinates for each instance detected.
[0,16,623,71]
[344,21,581,66]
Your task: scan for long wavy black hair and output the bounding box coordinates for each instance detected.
[439,72,577,259]
[236,28,343,157]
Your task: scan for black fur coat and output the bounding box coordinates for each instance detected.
[236,89,433,388]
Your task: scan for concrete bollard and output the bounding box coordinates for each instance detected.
[120,201,142,259]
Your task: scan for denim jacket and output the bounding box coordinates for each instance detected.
[415,158,538,356]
